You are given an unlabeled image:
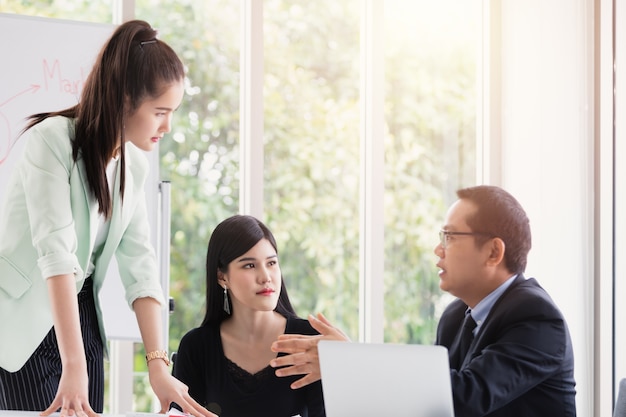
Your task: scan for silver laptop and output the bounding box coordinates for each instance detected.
[318,341,455,417]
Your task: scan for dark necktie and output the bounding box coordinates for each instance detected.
[451,310,477,369]
[459,312,477,358]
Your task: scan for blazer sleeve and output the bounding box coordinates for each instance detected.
[20,118,82,279]
[114,144,164,306]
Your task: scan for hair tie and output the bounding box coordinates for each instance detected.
[139,39,157,49]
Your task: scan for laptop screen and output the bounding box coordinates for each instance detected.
[318,341,454,417]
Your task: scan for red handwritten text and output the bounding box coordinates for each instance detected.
[43,59,87,96]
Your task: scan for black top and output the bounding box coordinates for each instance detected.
[173,317,326,417]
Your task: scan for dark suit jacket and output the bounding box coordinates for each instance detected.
[436,275,576,417]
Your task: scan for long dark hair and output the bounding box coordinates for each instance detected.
[201,215,298,326]
[22,20,184,219]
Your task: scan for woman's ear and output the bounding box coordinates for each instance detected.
[123,94,134,118]
[485,237,506,267]
[217,269,227,287]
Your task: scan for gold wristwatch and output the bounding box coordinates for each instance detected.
[146,350,171,366]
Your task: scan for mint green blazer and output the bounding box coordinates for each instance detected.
[0,116,164,372]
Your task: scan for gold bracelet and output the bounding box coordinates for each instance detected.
[146,350,170,366]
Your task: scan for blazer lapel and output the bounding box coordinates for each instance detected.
[75,156,99,268]
[99,153,134,264]
[461,274,527,367]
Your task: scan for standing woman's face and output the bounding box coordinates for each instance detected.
[124,80,184,152]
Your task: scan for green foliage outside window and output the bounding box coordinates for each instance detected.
[263,0,362,339]
[2,0,477,411]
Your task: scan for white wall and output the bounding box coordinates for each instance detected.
[614,0,626,406]
[490,1,595,415]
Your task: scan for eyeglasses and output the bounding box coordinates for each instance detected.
[439,230,491,249]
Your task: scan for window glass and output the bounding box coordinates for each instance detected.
[383,0,479,343]
[262,0,479,343]
[135,0,241,410]
[263,0,361,338]
[2,0,480,410]
[0,0,112,22]
[136,0,241,350]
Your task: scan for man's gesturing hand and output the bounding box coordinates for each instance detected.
[270,312,349,389]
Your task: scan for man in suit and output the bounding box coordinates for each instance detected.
[270,185,577,416]
[434,185,576,416]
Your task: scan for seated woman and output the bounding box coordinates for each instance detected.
[172,215,326,417]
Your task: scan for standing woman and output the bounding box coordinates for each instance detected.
[0,20,210,417]
[173,215,326,417]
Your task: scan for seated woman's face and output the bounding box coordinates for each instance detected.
[220,238,281,314]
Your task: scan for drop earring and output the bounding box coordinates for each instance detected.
[223,287,231,315]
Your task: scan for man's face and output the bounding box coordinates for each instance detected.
[434,199,490,305]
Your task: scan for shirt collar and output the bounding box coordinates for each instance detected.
[469,274,518,331]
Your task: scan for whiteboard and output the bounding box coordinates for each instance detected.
[0,13,164,341]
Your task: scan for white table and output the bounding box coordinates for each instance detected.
[0,412,163,417]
